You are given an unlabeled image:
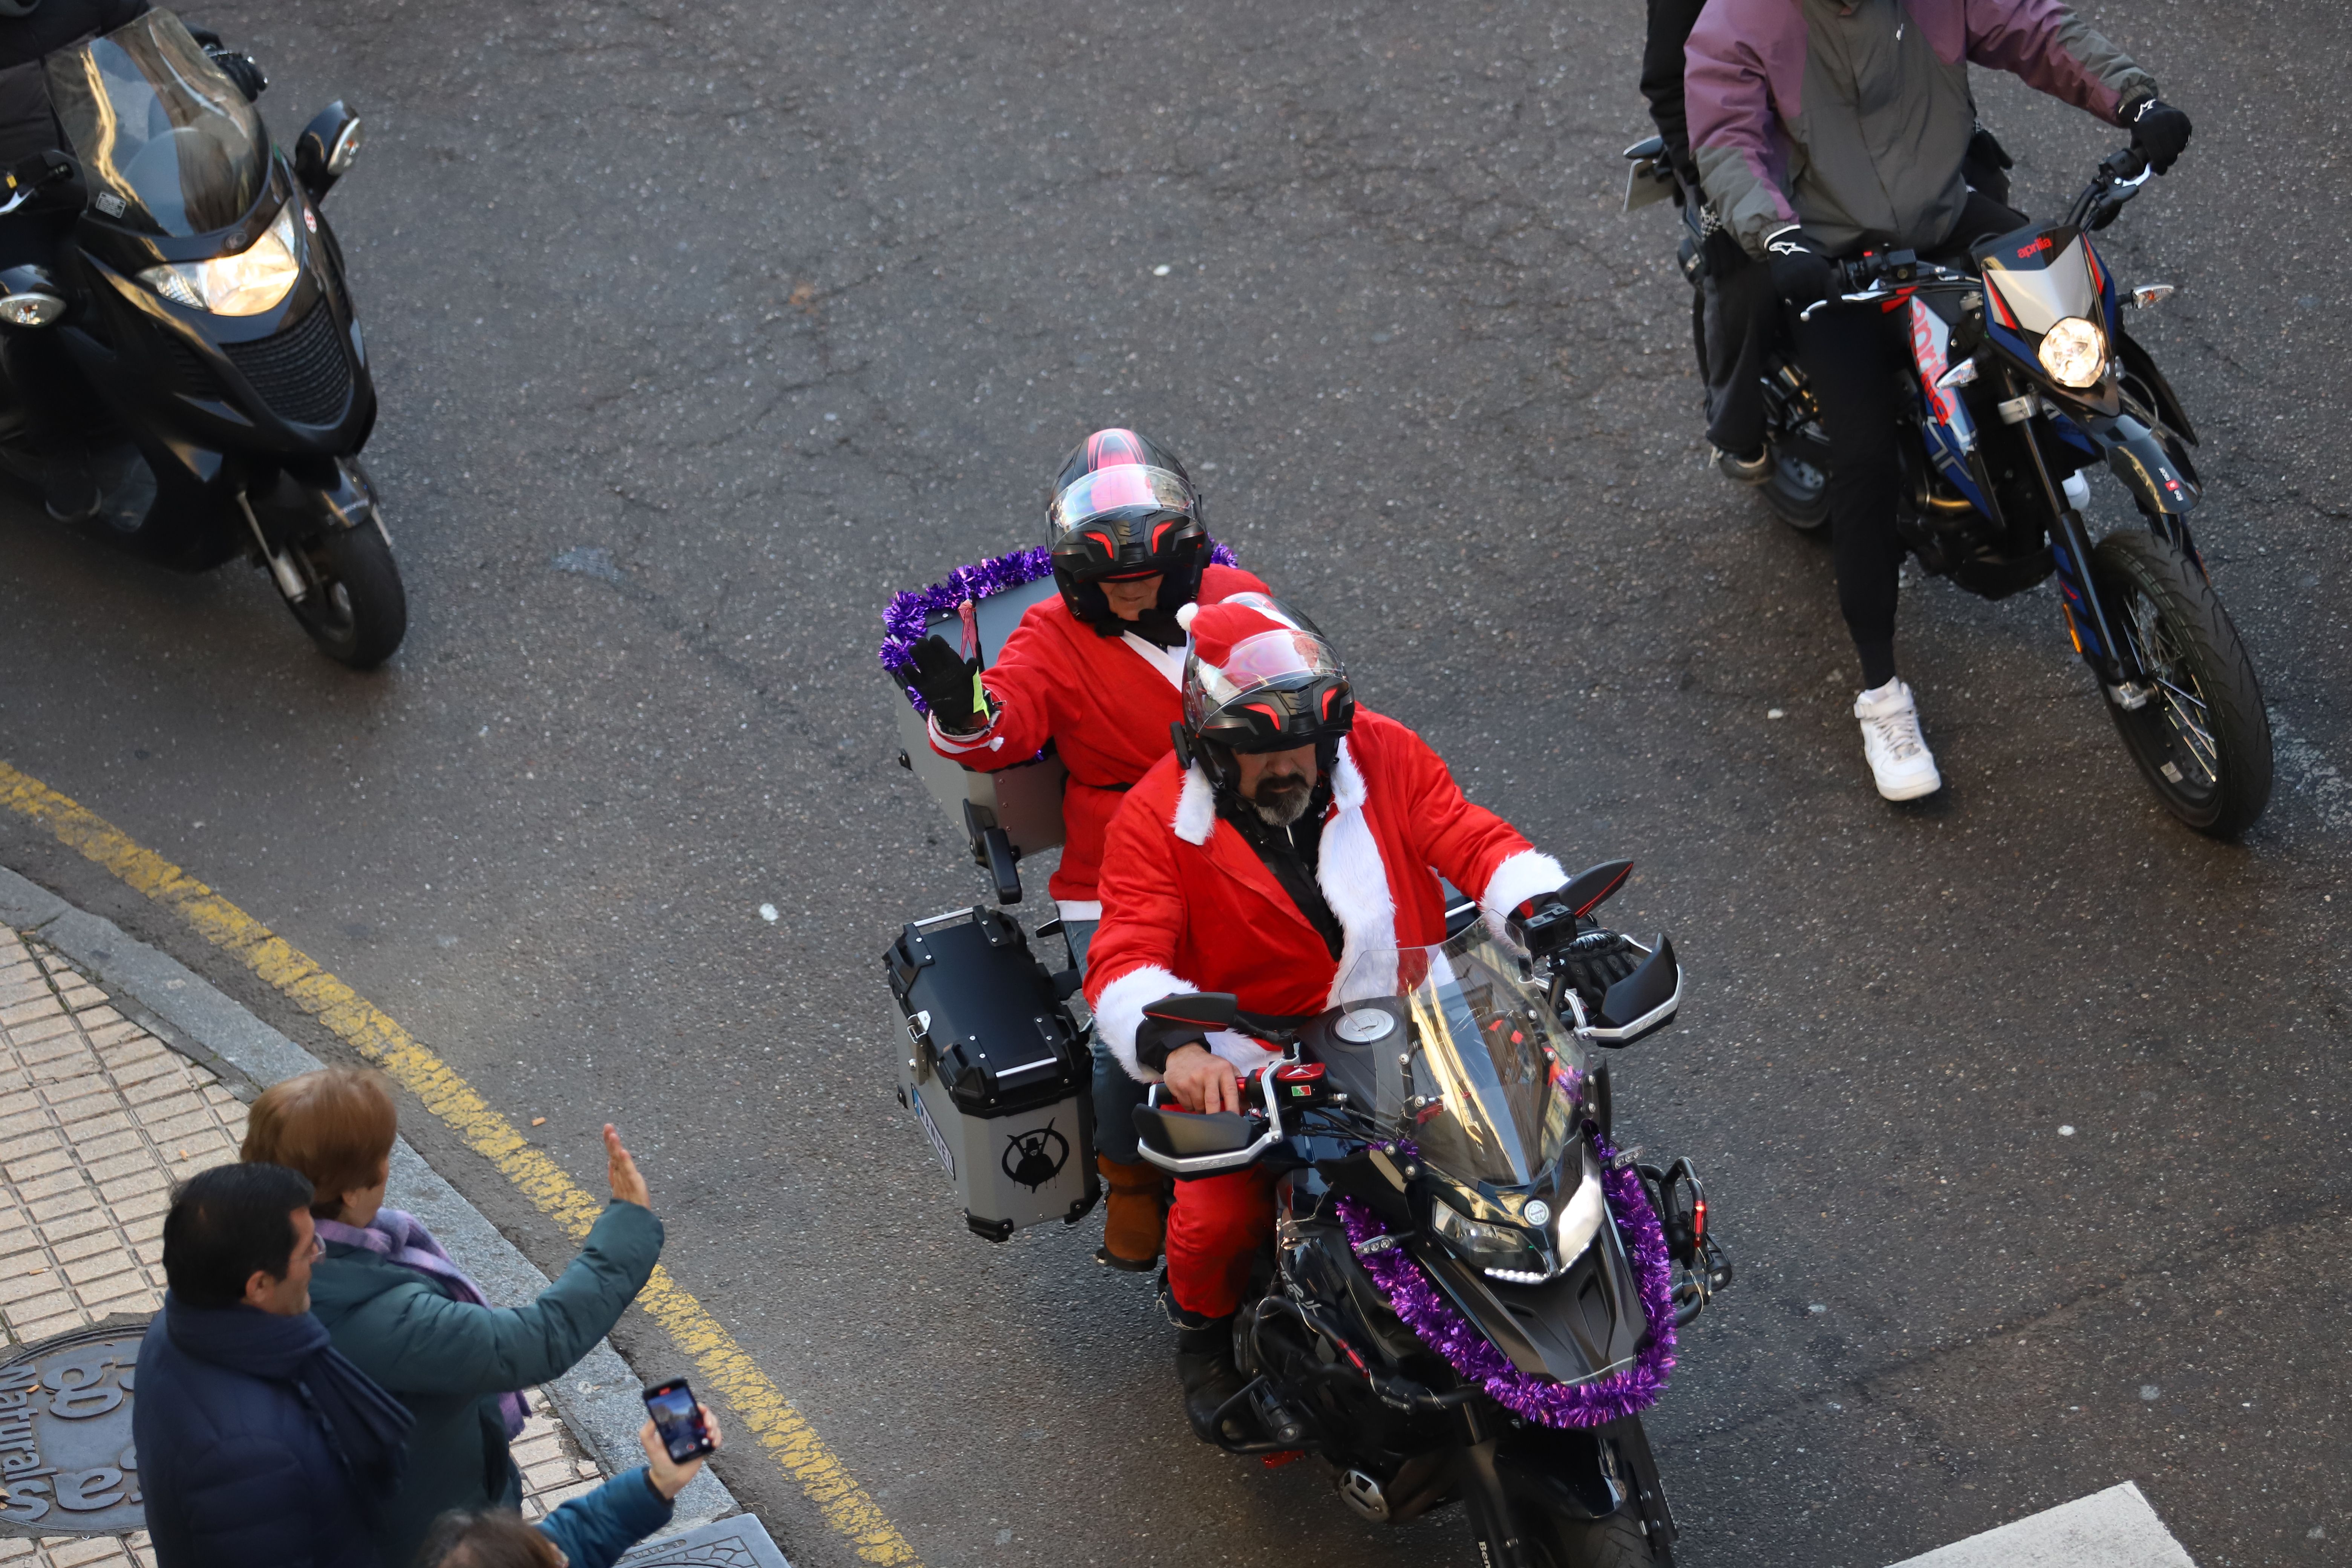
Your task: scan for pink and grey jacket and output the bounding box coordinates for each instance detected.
[1687,0,2156,259]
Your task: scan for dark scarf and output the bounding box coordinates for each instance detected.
[316,1207,528,1438]
[1092,606,1189,648]
[1221,778,1344,960]
[165,1293,412,1515]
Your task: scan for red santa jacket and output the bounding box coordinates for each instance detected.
[928,563,1268,914]
[1083,707,1568,1081]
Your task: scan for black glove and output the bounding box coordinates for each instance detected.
[2128,98,2190,176]
[1764,226,1837,312]
[1559,926,1643,1015]
[187,30,266,101]
[907,634,985,733]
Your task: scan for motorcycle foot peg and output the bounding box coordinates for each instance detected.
[1248,1385,1308,1447]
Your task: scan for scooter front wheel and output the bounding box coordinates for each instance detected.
[284,521,407,669]
[2089,530,2270,837]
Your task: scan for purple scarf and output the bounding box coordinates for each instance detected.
[317,1206,530,1439]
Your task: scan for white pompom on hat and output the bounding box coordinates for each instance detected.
[1174,602,1199,632]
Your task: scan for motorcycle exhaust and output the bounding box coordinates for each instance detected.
[1335,1468,1390,1523]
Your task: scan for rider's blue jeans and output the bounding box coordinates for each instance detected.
[1063,919,1145,1165]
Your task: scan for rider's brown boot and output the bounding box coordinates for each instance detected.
[1094,1153,1166,1272]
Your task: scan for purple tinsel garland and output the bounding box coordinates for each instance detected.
[878,540,1240,712]
[1333,1138,1677,1429]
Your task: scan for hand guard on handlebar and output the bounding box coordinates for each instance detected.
[1559,927,1643,1013]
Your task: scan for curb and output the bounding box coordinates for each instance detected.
[0,862,739,1534]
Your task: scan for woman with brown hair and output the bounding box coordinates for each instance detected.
[242,1067,665,1568]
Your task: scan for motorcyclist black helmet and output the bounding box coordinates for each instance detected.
[1045,427,1209,626]
[1175,592,1355,788]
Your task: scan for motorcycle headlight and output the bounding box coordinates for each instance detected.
[2036,315,2107,390]
[139,202,302,316]
[1430,1196,1542,1278]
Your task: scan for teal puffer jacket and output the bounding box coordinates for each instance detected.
[309,1200,663,1568]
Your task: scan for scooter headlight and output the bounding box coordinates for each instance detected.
[2037,315,2107,389]
[138,201,302,316]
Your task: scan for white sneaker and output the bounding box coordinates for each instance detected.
[1853,679,1943,801]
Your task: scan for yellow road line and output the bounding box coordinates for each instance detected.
[0,758,920,1566]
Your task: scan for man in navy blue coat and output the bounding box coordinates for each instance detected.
[134,1163,414,1568]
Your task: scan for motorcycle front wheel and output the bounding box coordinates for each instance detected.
[284,522,407,669]
[2089,530,2271,837]
[1515,1500,1663,1568]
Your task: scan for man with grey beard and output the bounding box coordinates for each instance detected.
[1081,592,1629,1442]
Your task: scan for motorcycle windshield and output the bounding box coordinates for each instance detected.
[1335,925,1586,1187]
[46,9,267,237]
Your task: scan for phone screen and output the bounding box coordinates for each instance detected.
[643,1379,714,1461]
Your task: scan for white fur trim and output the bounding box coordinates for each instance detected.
[1316,738,1401,1008]
[1090,963,1263,1083]
[1172,764,1217,845]
[1175,601,1199,631]
[1054,899,1102,923]
[927,709,999,754]
[1481,848,1568,923]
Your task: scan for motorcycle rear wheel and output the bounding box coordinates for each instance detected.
[1760,430,1830,533]
[284,522,407,669]
[2088,530,2271,837]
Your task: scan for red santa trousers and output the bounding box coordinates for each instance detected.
[1165,1165,1277,1319]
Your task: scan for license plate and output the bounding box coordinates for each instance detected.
[911,1089,954,1179]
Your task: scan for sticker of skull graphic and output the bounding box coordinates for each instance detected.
[1001,1121,1070,1191]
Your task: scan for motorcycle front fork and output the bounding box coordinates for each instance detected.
[1456,1406,1678,1568]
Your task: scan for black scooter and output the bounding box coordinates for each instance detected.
[0,9,402,667]
[1131,863,1732,1567]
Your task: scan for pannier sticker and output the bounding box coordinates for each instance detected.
[911,1089,954,1178]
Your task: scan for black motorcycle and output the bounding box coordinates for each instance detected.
[1130,863,1731,1568]
[0,10,402,667]
[1627,139,2271,836]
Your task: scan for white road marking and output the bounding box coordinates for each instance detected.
[1888,1482,2196,1568]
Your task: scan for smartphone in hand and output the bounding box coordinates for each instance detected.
[643,1378,716,1461]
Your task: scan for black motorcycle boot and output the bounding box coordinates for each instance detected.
[1174,1318,1250,1446]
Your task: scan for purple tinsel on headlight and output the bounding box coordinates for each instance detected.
[879,541,1240,712]
[1333,1138,1677,1429]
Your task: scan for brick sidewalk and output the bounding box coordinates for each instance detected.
[0,928,610,1566]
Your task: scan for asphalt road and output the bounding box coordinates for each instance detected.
[3,2,2348,1565]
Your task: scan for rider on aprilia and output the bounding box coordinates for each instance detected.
[1684,0,2191,802]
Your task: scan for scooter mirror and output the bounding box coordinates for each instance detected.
[296,101,362,203]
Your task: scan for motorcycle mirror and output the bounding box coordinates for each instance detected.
[1557,859,1634,919]
[1143,992,1238,1029]
[296,101,363,203]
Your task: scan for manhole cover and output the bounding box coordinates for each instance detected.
[0,1315,152,1537]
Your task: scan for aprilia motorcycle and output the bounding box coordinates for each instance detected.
[1130,862,1732,1567]
[1626,140,2270,836]
[0,10,401,667]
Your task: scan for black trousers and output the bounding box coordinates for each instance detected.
[1791,191,2027,686]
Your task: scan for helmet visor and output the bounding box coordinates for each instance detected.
[1190,628,1343,709]
[1048,466,1196,534]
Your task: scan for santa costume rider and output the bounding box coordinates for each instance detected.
[904,428,1270,1272]
[1081,594,1641,1442]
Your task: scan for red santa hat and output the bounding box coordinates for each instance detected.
[1173,597,1294,666]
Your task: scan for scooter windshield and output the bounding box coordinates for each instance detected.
[46,9,266,237]
[1329,925,1585,1188]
